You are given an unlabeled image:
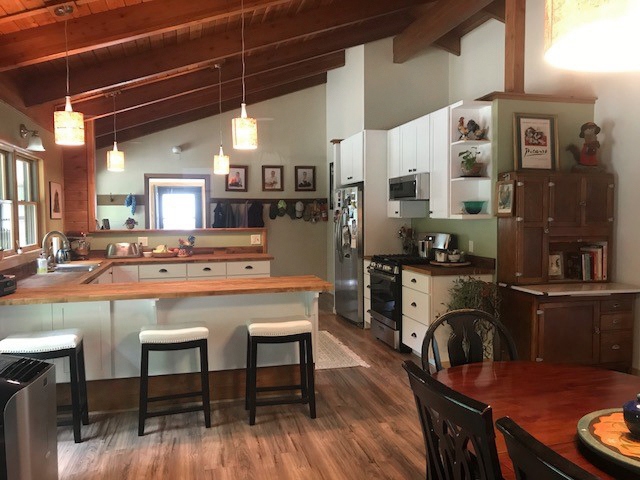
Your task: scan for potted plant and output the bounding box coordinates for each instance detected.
[445,276,501,319]
[124,217,138,229]
[458,147,484,177]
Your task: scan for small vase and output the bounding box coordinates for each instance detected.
[461,161,484,177]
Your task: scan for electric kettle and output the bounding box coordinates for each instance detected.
[418,235,435,258]
[55,248,71,264]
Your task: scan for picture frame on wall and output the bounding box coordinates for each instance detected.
[262,165,283,191]
[295,166,316,192]
[49,181,62,219]
[225,165,248,192]
[496,180,514,217]
[513,113,558,171]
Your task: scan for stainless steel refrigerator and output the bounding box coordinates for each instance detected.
[334,184,364,326]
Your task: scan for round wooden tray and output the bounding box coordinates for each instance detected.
[430,261,471,267]
[151,251,178,258]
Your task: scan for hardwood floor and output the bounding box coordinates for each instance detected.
[58,309,426,479]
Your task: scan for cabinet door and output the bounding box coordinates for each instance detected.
[400,119,418,175]
[340,136,353,186]
[112,265,139,283]
[429,106,449,218]
[414,114,430,174]
[387,127,401,179]
[514,175,548,283]
[549,174,581,228]
[538,302,598,365]
[351,131,364,183]
[583,175,614,227]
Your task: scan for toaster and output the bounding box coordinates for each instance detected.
[0,274,16,297]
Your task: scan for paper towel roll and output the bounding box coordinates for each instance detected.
[51,237,60,258]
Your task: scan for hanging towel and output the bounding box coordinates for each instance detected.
[248,201,264,227]
[125,194,136,215]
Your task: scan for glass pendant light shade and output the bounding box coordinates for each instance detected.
[27,132,45,152]
[232,103,258,150]
[107,142,125,172]
[54,96,85,146]
[213,146,230,175]
[545,0,640,71]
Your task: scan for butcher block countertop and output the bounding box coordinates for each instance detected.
[0,275,332,306]
[402,263,494,276]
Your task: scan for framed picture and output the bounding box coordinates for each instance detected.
[262,165,283,191]
[513,113,558,170]
[225,165,247,192]
[496,180,514,217]
[49,181,62,219]
[548,252,564,279]
[295,166,316,191]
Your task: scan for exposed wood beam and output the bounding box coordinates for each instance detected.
[94,75,327,148]
[484,0,506,22]
[393,0,494,63]
[76,51,345,120]
[432,10,500,56]
[22,5,415,106]
[0,0,292,71]
[504,0,525,93]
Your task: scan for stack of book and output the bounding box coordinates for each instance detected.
[563,243,607,281]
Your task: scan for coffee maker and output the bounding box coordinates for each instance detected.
[418,233,456,260]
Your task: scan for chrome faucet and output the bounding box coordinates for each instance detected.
[41,230,71,265]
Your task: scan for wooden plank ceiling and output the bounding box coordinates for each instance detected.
[0,0,506,148]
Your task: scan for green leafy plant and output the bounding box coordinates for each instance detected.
[458,148,479,170]
[445,276,501,319]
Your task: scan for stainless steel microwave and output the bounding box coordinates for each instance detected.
[389,173,430,201]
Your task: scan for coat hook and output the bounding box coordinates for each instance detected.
[110,193,114,202]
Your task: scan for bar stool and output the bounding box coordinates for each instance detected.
[138,324,211,436]
[245,319,316,425]
[0,328,89,443]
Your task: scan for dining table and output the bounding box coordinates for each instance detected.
[433,361,640,480]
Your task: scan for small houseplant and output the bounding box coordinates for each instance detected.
[458,147,483,177]
[445,276,500,319]
[124,217,138,229]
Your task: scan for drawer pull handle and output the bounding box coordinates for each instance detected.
[611,344,621,350]
[411,278,417,283]
[411,302,417,307]
[411,333,417,338]
[245,265,254,270]
[366,285,371,289]
[203,267,211,271]
[612,318,619,324]
[159,269,168,273]
[612,303,620,308]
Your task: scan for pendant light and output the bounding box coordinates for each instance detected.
[213,64,230,175]
[107,92,124,172]
[545,0,640,71]
[54,7,85,146]
[232,0,258,150]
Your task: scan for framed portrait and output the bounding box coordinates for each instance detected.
[496,180,514,217]
[548,252,564,280]
[262,165,283,191]
[49,181,62,219]
[225,165,248,192]
[513,113,558,170]
[295,166,316,192]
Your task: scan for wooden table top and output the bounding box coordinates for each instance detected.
[434,361,640,479]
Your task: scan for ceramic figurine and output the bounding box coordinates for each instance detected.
[567,121,602,169]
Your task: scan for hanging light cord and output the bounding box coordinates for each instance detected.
[112,94,117,144]
[218,65,223,146]
[241,0,246,103]
[64,17,70,96]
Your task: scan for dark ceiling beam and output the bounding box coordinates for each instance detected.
[21,0,421,106]
[504,0,525,93]
[0,0,292,71]
[483,0,506,21]
[393,0,494,63]
[94,74,327,149]
[77,51,345,120]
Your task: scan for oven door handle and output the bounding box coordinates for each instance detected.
[367,268,397,283]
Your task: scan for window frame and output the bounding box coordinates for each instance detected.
[144,174,211,230]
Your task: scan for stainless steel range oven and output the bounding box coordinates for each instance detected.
[368,254,429,351]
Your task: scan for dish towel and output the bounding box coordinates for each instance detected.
[125,194,136,215]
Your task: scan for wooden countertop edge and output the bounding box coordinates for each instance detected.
[509,282,640,296]
[0,276,333,306]
[402,264,495,276]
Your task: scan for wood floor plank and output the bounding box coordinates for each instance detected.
[57,309,425,479]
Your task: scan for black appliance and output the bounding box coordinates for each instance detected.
[367,254,430,351]
[0,355,58,479]
[0,274,16,297]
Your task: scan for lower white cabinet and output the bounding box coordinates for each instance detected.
[92,268,113,284]
[387,200,428,218]
[226,260,270,278]
[186,262,226,280]
[139,263,187,283]
[112,265,139,283]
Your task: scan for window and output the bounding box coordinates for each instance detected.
[144,174,210,230]
[0,147,41,253]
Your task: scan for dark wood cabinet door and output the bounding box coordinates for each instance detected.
[538,301,598,365]
[583,174,614,227]
[514,175,547,284]
[549,174,581,228]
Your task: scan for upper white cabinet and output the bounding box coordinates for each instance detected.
[429,106,450,219]
[340,131,364,185]
[387,127,401,179]
[387,115,430,179]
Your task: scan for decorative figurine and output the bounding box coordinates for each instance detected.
[567,121,602,170]
[457,117,468,140]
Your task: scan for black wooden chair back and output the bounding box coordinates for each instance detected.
[496,417,601,480]
[403,360,503,480]
[421,308,518,372]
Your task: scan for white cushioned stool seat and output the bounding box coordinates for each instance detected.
[0,328,82,353]
[139,324,209,344]
[248,320,312,337]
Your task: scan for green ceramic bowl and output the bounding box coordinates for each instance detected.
[462,200,485,215]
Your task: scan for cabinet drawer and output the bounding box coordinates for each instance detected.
[226,261,270,277]
[402,271,430,292]
[402,316,428,354]
[600,312,633,331]
[138,263,186,279]
[187,262,226,278]
[600,298,633,313]
[402,288,430,325]
[600,331,633,364]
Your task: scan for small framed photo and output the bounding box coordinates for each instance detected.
[295,166,316,191]
[496,180,514,217]
[262,165,283,191]
[548,252,564,279]
[49,181,63,219]
[226,165,248,192]
[514,113,558,171]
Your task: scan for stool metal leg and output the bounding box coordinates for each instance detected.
[138,344,150,436]
[299,338,308,401]
[249,337,258,426]
[305,333,316,419]
[68,348,83,443]
[199,340,211,428]
[245,332,251,411]
[77,341,89,425]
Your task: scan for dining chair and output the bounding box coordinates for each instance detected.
[496,417,601,480]
[403,360,503,480]
[421,308,518,372]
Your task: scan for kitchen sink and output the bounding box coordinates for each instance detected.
[53,261,102,272]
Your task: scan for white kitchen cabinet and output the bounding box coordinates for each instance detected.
[112,265,139,283]
[339,131,364,185]
[387,127,401,179]
[138,263,187,282]
[187,262,226,280]
[387,200,427,218]
[91,267,113,284]
[429,105,450,219]
[400,114,430,175]
[226,260,270,278]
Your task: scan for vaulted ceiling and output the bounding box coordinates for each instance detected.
[0,0,507,148]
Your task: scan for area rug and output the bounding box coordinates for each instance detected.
[316,330,370,370]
